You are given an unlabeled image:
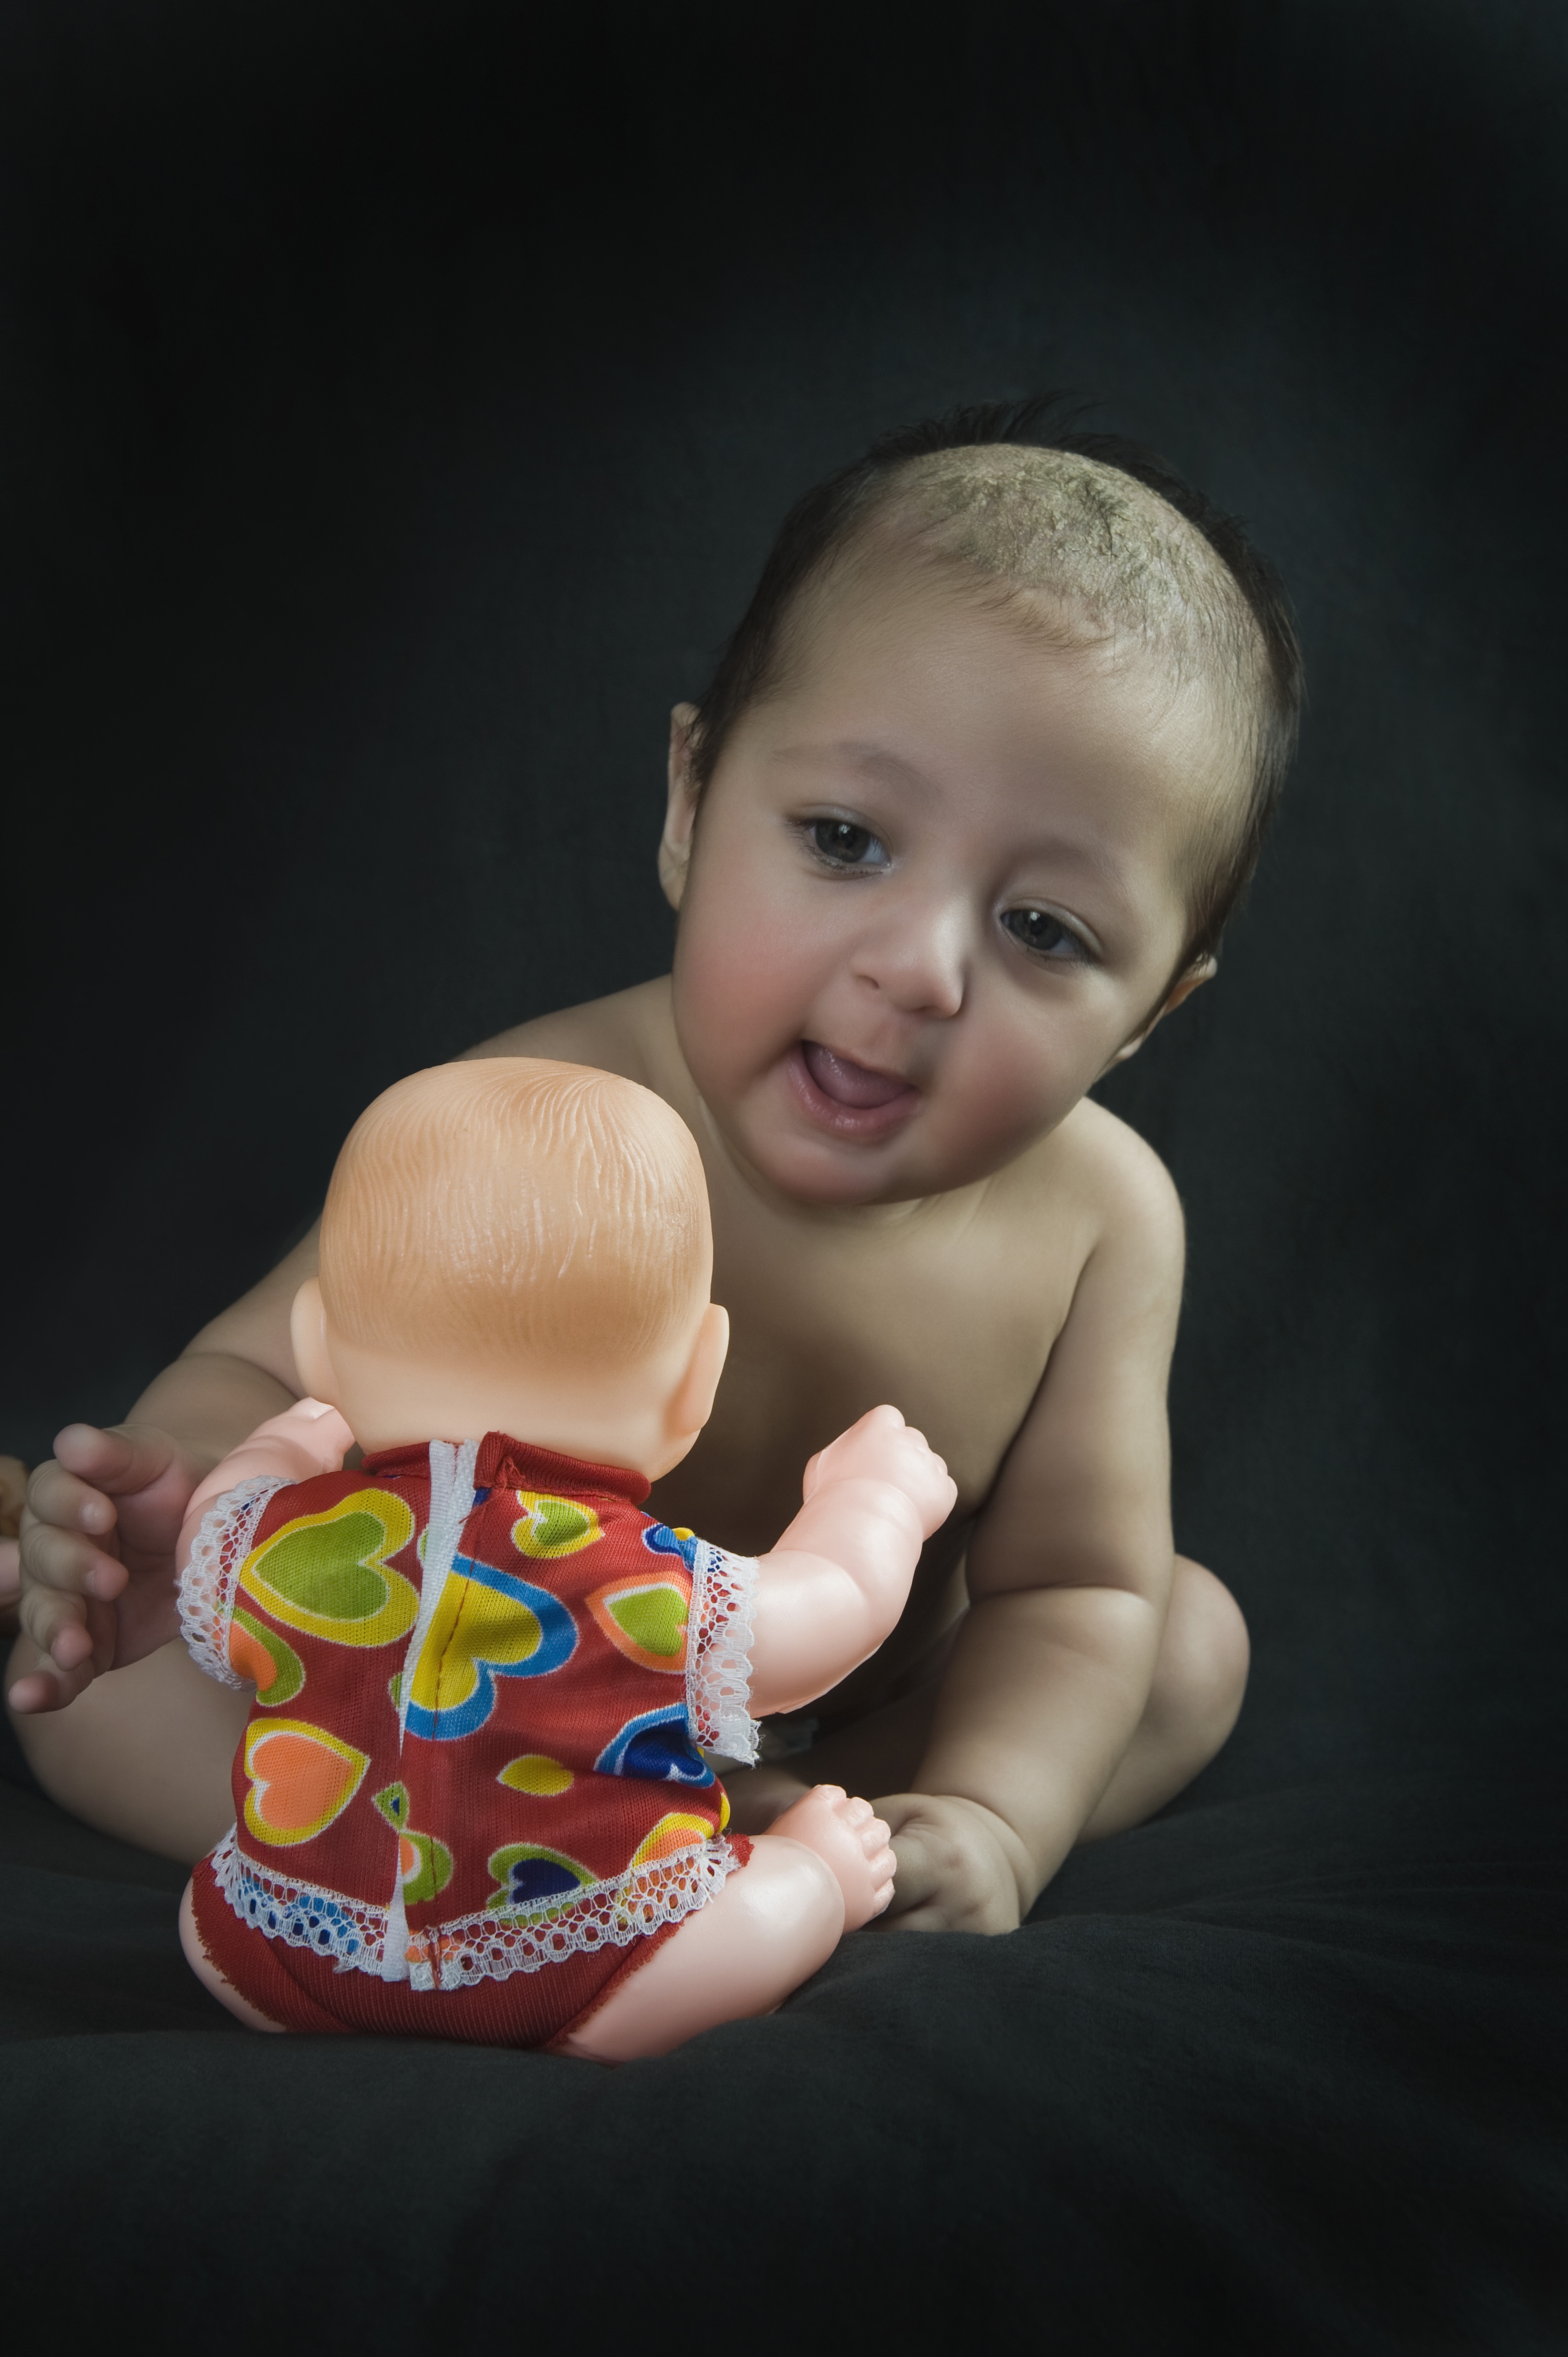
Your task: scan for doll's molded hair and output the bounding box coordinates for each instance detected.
[318,1059,711,1377]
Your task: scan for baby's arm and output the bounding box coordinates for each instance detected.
[747,1406,957,1717]
[883,1142,1188,1933]
[11,1227,319,1709]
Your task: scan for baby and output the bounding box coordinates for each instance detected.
[171,1057,952,2058]
[10,401,1302,1937]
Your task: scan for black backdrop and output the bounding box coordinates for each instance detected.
[4,3,1566,2345]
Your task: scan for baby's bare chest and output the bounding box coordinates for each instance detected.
[649,1201,1081,1557]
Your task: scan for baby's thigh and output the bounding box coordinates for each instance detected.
[6,1633,246,1862]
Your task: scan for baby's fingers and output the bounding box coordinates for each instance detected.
[17,1562,114,1666]
[6,1630,103,1713]
[25,1454,122,1550]
[19,1513,128,1606]
[50,1421,178,1498]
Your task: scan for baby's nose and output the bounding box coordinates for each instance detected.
[851,903,966,1018]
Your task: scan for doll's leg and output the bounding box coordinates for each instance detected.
[178,1878,286,2032]
[559,1786,894,2064]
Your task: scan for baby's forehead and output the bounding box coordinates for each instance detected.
[794,551,1247,785]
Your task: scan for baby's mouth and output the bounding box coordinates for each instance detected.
[799,1041,916,1111]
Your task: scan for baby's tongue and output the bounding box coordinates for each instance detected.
[801,1041,912,1109]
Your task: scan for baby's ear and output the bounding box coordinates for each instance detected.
[1165,954,1218,1012]
[1105,955,1218,1070]
[659,704,702,911]
[289,1278,339,1406]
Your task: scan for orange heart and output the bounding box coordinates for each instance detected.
[229,1619,276,1689]
[243,1720,368,1846]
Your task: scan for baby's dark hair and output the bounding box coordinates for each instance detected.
[689,397,1303,972]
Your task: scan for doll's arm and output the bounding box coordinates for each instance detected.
[173,1398,353,1685]
[174,1397,354,1573]
[746,1407,956,1718]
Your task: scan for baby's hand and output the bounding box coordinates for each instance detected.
[9,1423,198,1713]
[875,1793,1031,1935]
[802,1405,957,1539]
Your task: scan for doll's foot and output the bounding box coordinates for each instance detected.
[765,1783,896,1929]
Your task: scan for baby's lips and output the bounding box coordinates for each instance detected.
[801,1041,916,1110]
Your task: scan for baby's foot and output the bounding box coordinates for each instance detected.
[766,1784,896,1929]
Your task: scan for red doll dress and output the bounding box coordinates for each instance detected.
[178,1430,759,2045]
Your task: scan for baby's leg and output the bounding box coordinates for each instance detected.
[6,1632,245,1864]
[178,1879,285,2032]
[725,1559,1248,1847]
[559,1788,893,2064]
[1077,1556,1250,1840]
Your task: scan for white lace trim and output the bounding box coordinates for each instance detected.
[687,1541,759,1765]
[177,1478,287,1687]
[208,1823,742,1992]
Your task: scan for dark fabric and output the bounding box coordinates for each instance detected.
[4,1770,1562,2347]
[4,0,1566,2344]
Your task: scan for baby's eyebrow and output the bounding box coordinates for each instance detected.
[768,739,934,795]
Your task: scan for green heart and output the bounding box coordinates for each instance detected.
[611,1585,687,1659]
[263,1512,391,1617]
[241,1488,418,1649]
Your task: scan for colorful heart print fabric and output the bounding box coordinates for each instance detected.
[212,1432,749,1978]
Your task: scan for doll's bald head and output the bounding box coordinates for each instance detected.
[318,1058,712,1382]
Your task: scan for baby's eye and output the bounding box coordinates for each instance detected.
[805,818,889,869]
[1001,907,1088,963]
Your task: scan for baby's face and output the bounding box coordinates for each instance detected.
[668,560,1234,1207]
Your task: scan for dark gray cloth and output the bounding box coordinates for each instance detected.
[2,1763,1562,2347]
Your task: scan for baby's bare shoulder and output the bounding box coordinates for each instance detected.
[463,977,675,1089]
[1020,1099,1185,1270]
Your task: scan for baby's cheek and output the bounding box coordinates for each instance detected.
[930,1022,1086,1175]
[675,885,819,1090]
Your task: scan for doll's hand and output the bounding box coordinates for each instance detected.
[8,1424,197,1712]
[874,1793,1031,1934]
[802,1406,957,1539]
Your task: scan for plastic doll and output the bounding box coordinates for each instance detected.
[173,1056,955,2060]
